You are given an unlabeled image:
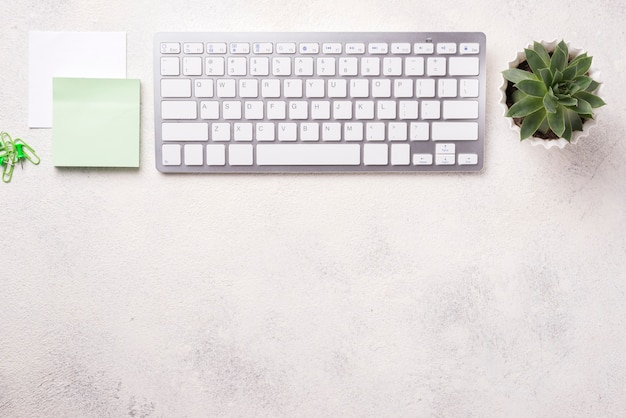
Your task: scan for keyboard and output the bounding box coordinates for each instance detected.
[153,32,486,173]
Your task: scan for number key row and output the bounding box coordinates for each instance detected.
[160,56,479,77]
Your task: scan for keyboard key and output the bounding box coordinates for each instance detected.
[295,57,314,76]
[435,154,455,165]
[278,123,297,141]
[460,79,479,98]
[391,43,411,54]
[239,79,259,98]
[256,123,275,141]
[184,144,203,165]
[206,43,227,53]
[200,101,219,119]
[299,43,319,54]
[405,57,424,76]
[459,43,480,54]
[194,79,213,98]
[361,58,380,76]
[206,144,226,165]
[368,43,388,54]
[437,43,457,54]
[438,79,458,98]
[211,123,231,141]
[272,57,292,75]
[443,101,479,119]
[250,57,270,76]
[257,144,360,165]
[162,144,181,165]
[427,57,446,76]
[162,101,197,119]
[431,122,479,140]
[363,143,388,165]
[383,57,402,76]
[205,57,224,75]
[421,101,440,119]
[458,153,479,165]
[391,144,410,165]
[234,123,253,141]
[345,43,365,54]
[322,43,342,54]
[162,123,208,141]
[414,43,434,54]
[449,57,480,76]
[261,79,281,97]
[276,43,296,54]
[184,42,203,54]
[161,57,179,76]
[413,153,433,165]
[183,57,202,76]
[328,79,347,98]
[322,123,341,141]
[227,57,247,75]
[253,42,273,54]
[300,123,319,141]
[229,43,250,54]
[161,79,191,98]
[229,144,253,165]
[410,122,429,141]
[436,143,455,154]
[316,58,336,76]
[338,58,358,76]
[283,80,303,98]
[160,43,180,54]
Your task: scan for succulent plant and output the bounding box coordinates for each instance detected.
[502,40,605,141]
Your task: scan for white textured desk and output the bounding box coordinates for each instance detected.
[1,0,625,416]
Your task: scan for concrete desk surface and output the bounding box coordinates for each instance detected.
[1,0,625,416]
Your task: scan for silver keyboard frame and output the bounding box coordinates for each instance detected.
[153,32,486,173]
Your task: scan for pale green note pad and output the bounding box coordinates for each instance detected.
[52,78,140,167]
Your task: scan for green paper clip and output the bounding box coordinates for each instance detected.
[2,157,14,183]
[0,131,40,183]
[13,139,40,165]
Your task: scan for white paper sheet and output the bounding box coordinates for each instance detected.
[28,31,126,128]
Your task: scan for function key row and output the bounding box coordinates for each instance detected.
[160,42,480,55]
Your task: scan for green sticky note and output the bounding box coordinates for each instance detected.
[52,78,140,167]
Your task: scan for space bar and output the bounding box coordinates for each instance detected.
[256,144,361,165]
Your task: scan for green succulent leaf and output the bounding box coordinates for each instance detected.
[567,109,584,131]
[515,79,547,97]
[567,52,588,68]
[550,41,568,74]
[562,112,573,141]
[547,105,566,137]
[574,56,592,76]
[533,42,551,65]
[520,108,547,140]
[502,68,538,83]
[574,91,606,108]
[557,96,578,107]
[552,70,563,86]
[562,64,577,81]
[525,48,549,73]
[572,76,593,92]
[569,97,593,118]
[538,68,553,87]
[512,89,527,103]
[507,95,544,117]
[585,80,600,93]
[543,90,558,113]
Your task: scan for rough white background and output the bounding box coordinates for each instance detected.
[1,0,625,416]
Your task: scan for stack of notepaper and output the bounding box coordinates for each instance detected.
[29,32,140,167]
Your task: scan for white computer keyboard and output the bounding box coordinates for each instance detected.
[153,32,486,173]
